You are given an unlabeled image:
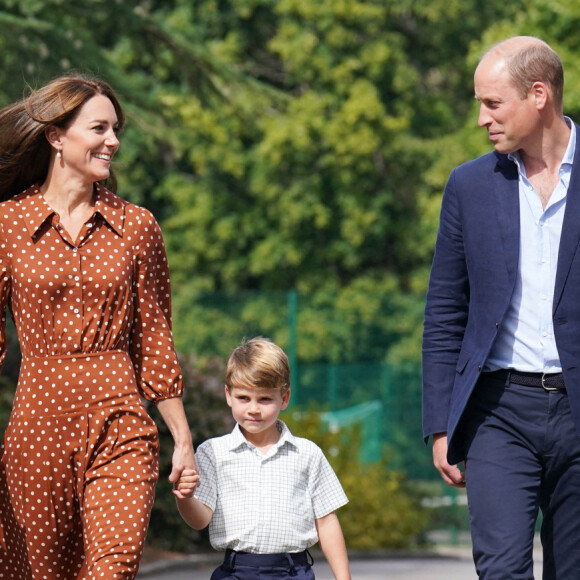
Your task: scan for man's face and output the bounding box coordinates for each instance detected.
[474,56,538,155]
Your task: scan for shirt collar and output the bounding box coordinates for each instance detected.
[563,116,576,166]
[508,116,576,173]
[18,183,125,239]
[92,183,125,237]
[17,185,55,239]
[228,420,298,453]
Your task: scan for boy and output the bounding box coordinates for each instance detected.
[175,337,351,580]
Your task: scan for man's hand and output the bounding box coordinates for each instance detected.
[433,433,465,487]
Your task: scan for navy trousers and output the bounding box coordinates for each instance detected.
[211,549,315,580]
[461,374,580,579]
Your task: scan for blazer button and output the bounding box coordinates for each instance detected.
[478,365,482,371]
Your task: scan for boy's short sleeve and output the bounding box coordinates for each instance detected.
[193,441,218,510]
[310,445,348,519]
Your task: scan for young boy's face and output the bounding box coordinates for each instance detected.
[225,385,290,442]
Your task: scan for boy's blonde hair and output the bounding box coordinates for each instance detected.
[226,337,290,394]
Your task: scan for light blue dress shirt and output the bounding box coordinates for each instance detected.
[486,118,576,373]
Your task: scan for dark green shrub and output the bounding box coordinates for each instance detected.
[282,410,428,550]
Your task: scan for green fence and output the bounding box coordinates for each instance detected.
[172,289,434,481]
[295,361,433,479]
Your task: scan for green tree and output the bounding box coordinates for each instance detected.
[156,0,521,365]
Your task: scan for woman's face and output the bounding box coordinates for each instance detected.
[55,94,120,184]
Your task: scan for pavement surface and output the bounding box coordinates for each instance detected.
[137,547,544,579]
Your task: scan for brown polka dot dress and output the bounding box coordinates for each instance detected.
[0,184,184,579]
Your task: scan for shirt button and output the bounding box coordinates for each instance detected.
[73,308,80,314]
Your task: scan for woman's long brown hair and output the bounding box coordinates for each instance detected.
[0,74,125,202]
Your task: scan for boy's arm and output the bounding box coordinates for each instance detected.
[174,468,213,530]
[176,495,214,530]
[315,512,351,580]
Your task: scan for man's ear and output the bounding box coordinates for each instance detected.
[531,81,549,110]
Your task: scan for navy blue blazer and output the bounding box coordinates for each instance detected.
[422,124,580,464]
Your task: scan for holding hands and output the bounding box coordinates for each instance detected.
[172,468,200,499]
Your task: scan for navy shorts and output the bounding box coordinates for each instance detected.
[211,549,315,580]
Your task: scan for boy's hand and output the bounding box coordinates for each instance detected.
[173,468,200,499]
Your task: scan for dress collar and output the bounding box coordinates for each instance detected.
[16,183,126,239]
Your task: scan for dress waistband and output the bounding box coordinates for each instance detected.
[14,350,141,418]
[23,349,129,362]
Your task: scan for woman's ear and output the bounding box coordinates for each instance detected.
[44,126,63,151]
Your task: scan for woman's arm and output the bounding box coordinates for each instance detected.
[315,512,351,580]
[155,397,197,498]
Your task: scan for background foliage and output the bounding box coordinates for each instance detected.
[2,0,580,552]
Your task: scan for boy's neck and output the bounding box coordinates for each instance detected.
[240,421,281,454]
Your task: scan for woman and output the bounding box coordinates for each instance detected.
[0,74,196,579]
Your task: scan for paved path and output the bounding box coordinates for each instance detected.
[139,556,478,580]
[138,549,544,579]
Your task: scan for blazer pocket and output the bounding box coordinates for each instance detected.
[455,350,471,375]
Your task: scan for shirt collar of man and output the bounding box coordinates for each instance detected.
[228,419,298,454]
[18,183,125,239]
[508,116,576,174]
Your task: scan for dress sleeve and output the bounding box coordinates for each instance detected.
[0,219,12,373]
[129,208,183,401]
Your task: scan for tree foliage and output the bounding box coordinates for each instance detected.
[3,0,580,552]
[283,410,427,550]
[0,0,528,365]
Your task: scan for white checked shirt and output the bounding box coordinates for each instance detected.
[194,420,348,553]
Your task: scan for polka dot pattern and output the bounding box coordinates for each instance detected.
[0,185,183,579]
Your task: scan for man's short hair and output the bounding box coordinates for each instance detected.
[226,337,290,394]
[484,37,564,111]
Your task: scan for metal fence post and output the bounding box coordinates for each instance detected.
[287,289,298,407]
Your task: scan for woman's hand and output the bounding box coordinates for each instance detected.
[155,397,199,498]
[172,468,200,499]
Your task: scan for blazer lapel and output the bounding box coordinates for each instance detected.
[493,154,520,286]
[554,126,580,311]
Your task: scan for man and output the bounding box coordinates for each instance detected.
[422,36,580,579]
